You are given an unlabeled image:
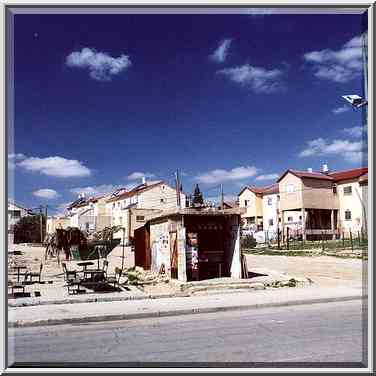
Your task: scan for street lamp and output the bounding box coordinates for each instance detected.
[342,95,368,109]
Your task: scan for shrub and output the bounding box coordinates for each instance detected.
[241,235,257,249]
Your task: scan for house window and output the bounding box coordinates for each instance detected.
[277,195,280,201]
[244,200,249,207]
[268,219,274,226]
[299,215,302,220]
[333,185,337,194]
[248,218,255,224]
[343,186,352,195]
[117,202,121,207]
[287,216,293,222]
[119,217,123,224]
[136,215,145,222]
[267,197,272,206]
[9,210,21,218]
[286,184,295,193]
[113,203,115,209]
[345,210,352,220]
[160,198,165,203]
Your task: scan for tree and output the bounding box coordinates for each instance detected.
[13,214,46,244]
[192,184,204,207]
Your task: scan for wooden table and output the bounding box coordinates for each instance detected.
[77,261,94,271]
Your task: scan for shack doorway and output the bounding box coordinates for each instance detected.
[170,231,178,279]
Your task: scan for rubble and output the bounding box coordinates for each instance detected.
[124,266,169,285]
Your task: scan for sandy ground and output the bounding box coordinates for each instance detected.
[8,243,365,302]
[245,254,365,288]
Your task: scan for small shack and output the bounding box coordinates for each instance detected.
[134,208,242,282]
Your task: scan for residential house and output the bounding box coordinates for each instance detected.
[277,165,368,240]
[329,167,368,234]
[105,181,186,242]
[8,200,32,246]
[238,165,368,240]
[238,186,264,230]
[134,207,242,282]
[67,194,111,233]
[46,216,70,234]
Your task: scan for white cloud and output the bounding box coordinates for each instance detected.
[8,153,26,160]
[299,137,366,164]
[303,34,364,83]
[343,126,367,138]
[66,47,132,81]
[32,188,60,200]
[217,64,285,93]
[195,166,258,184]
[332,105,350,114]
[255,173,279,181]
[18,156,91,178]
[8,153,26,169]
[70,184,124,197]
[210,39,233,63]
[127,172,155,181]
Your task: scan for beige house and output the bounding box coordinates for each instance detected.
[238,166,368,240]
[277,166,368,240]
[238,186,264,229]
[106,181,186,241]
[46,216,70,234]
[67,194,111,233]
[329,168,368,235]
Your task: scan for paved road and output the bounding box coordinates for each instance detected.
[8,300,367,366]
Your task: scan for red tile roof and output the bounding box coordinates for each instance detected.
[239,183,279,196]
[328,167,368,182]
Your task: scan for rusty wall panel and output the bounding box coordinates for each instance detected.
[134,226,151,270]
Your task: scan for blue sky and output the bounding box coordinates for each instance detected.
[9,11,367,214]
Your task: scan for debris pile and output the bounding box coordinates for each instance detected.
[87,226,123,241]
[124,266,169,285]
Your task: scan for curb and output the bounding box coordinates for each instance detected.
[9,294,365,328]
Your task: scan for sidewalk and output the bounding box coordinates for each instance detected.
[9,285,365,328]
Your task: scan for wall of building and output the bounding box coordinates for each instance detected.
[138,184,186,210]
[262,193,279,232]
[279,173,303,210]
[239,189,263,222]
[149,218,171,275]
[301,177,338,210]
[337,180,365,233]
[224,215,241,279]
[8,202,29,230]
[46,217,70,234]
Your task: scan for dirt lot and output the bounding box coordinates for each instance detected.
[245,253,365,288]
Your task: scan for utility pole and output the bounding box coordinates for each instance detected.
[45,205,48,237]
[220,184,224,211]
[39,205,43,244]
[175,169,181,209]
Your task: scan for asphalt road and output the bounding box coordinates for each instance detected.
[8,300,367,367]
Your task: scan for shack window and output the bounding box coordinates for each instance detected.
[343,186,352,195]
[267,197,272,206]
[287,216,293,222]
[345,210,352,220]
[136,215,145,222]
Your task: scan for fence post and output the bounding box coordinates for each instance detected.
[350,230,354,252]
[357,231,361,247]
[342,232,345,248]
[277,229,280,250]
[286,227,289,250]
